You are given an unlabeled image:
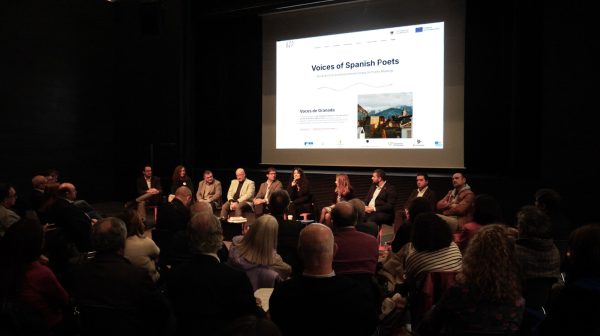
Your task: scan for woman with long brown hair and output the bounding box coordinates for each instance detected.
[171,165,194,197]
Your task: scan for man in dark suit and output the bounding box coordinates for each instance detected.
[398,172,437,232]
[136,165,162,205]
[404,172,437,210]
[167,212,263,336]
[68,217,170,336]
[44,182,94,277]
[363,169,397,226]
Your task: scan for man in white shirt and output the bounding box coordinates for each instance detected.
[363,169,397,226]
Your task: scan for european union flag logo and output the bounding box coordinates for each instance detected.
[416,27,423,33]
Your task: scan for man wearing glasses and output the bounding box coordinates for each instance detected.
[253,167,283,217]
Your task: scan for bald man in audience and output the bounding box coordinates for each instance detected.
[269,223,378,336]
[157,186,192,233]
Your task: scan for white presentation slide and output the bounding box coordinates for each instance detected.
[276,22,445,149]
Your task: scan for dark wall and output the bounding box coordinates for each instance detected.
[1,0,183,202]
[2,0,599,225]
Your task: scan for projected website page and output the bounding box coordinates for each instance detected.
[276,22,444,149]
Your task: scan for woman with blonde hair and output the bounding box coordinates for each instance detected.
[418,224,524,335]
[227,214,291,290]
[319,174,354,226]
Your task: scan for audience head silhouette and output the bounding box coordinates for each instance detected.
[92,217,127,254]
[517,205,552,239]
[412,213,453,252]
[565,223,600,280]
[190,201,212,215]
[331,201,357,228]
[175,186,192,206]
[298,223,336,275]
[460,224,521,303]
[237,214,279,266]
[188,212,223,254]
[268,189,291,217]
[407,197,433,223]
[472,194,503,225]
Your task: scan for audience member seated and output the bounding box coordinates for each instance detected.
[269,223,379,336]
[65,184,103,221]
[155,186,192,262]
[167,212,264,336]
[319,173,354,226]
[0,182,21,239]
[363,169,397,228]
[196,169,222,212]
[331,201,381,313]
[68,217,170,336]
[269,189,304,276]
[332,201,379,275]
[538,223,600,335]
[286,167,315,219]
[119,202,161,283]
[44,168,60,185]
[171,164,194,197]
[36,182,59,225]
[436,171,475,232]
[534,188,572,267]
[390,197,433,253]
[515,205,561,282]
[378,198,436,291]
[29,175,47,214]
[403,213,462,292]
[220,168,255,219]
[227,214,291,291]
[418,224,525,335]
[0,218,69,334]
[399,172,437,232]
[161,201,229,276]
[455,194,503,251]
[534,188,572,242]
[351,198,378,238]
[253,167,283,217]
[43,182,94,277]
[513,205,561,335]
[156,186,192,233]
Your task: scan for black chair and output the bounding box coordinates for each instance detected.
[517,277,557,336]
